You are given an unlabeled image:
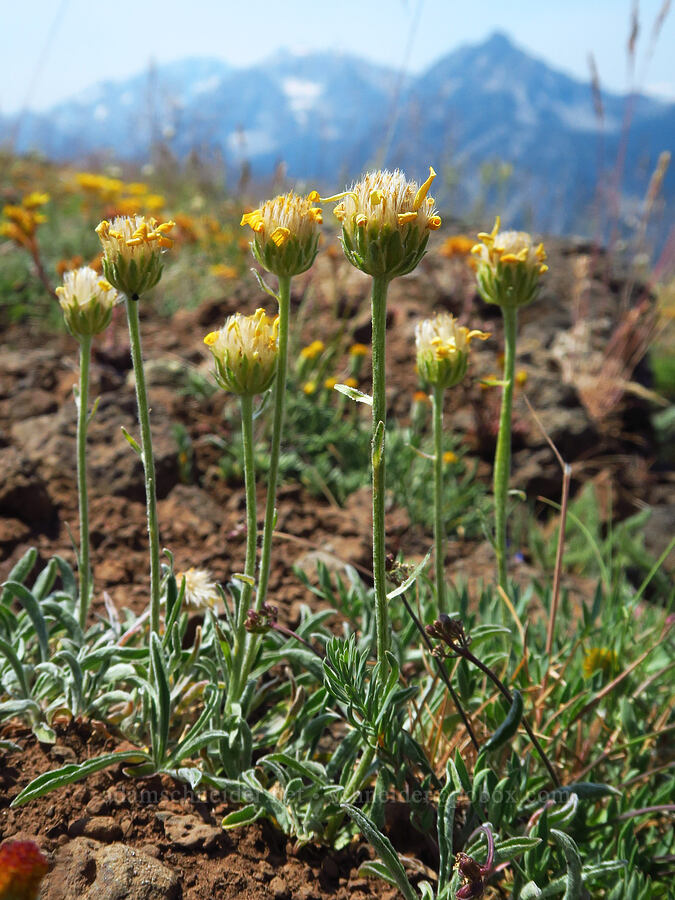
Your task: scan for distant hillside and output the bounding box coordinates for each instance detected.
[2,33,673,238]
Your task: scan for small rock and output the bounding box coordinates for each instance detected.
[82,817,123,842]
[162,812,222,851]
[85,797,109,817]
[51,745,77,764]
[42,837,180,899]
[0,517,30,545]
[269,875,290,900]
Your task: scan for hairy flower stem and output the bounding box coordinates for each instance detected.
[228,395,258,705]
[76,335,92,629]
[126,297,161,635]
[494,305,518,592]
[256,275,291,610]
[371,275,390,668]
[433,385,446,612]
[236,275,291,699]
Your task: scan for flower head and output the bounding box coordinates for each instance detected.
[95,215,175,298]
[415,312,489,390]
[241,191,322,277]
[583,647,618,679]
[177,567,220,613]
[472,217,547,308]
[56,266,118,338]
[204,308,279,396]
[0,840,49,900]
[0,203,46,249]
[331,167,441,278]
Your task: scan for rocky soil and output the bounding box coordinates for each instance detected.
[1,240,673,897]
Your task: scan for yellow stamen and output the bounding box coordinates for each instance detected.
[397,212,418,225]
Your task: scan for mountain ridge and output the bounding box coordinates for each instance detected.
[2,32,673,237]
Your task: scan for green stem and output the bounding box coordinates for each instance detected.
[256,275,291,610]
[228,395,257,704]
[77,335,92,630]
[325,744,375,844]
[126,297,161,634]
[494,305,518,592]
[371,275,390,666]
[236,275,291,698]
[432,385,446,612]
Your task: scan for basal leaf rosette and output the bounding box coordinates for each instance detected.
[332,167,441,279]
[56,266,118,338]
[95,215,175,298]
[472,217,548,309]
[241,191,322,277]
[415,312,489,390]
[205,308,279,397]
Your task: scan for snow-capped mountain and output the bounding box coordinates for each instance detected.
[2,33,673,236]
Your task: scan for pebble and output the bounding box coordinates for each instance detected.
[269,875,290,900]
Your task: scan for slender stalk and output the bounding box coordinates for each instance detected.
[228,395,257,704]
[432,385,446,612]
[256,274,291,610]
[371,275,390,665]
[236,275,291,696]
[493,305,518,592]
[126,296,161,634]
[76,335,92,629]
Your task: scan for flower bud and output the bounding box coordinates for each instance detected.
[415,312,489,390]
[472,217,547,309]
[204,308,279,397]
[95,215,175,298]
[241,191,321,277]
[331,167,441,279]
[56,266,118,338]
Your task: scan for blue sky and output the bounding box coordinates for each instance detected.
[2,0,674,114]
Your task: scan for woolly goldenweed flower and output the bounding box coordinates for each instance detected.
[303,381,317,395]
[330,166,441,278]
[56,266,118,338]
[349,343,369,357]
[472,217,548,308]
[324,376,338,390]
[583,647,618,679]
[300,340,325,360]
[177,567,219,613]
[22,191,50,210]
[0,203,46,248]
[241,190,322,277]
[96,215,175,298]
[443,450,458,464]
[204,308,279,397]
[415,312,490,390]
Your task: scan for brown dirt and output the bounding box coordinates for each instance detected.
[1,241,673,896]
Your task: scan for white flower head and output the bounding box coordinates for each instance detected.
[178,567,219,613]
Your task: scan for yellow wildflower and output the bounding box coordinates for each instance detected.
[204,308,279,397]
[241,190,322,277]
[299,340,325,360]
[303,381,317,395]
[210,264,238,279]
[583,647,618,679]
[349,343,369,357]
[472,217,548,308]
[330,166,441,278]
[324,376,338,390]
[56,266,118,338]
[442,451,458,464]
[96,215,175,297]
[415,312,490,390]
[22,191,50,209]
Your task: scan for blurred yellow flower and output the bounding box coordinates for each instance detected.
[210,264,238,279]
[583,647,618,679]
[349,343,369,357]
[442,451,458,464]
[300,340,325,360]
